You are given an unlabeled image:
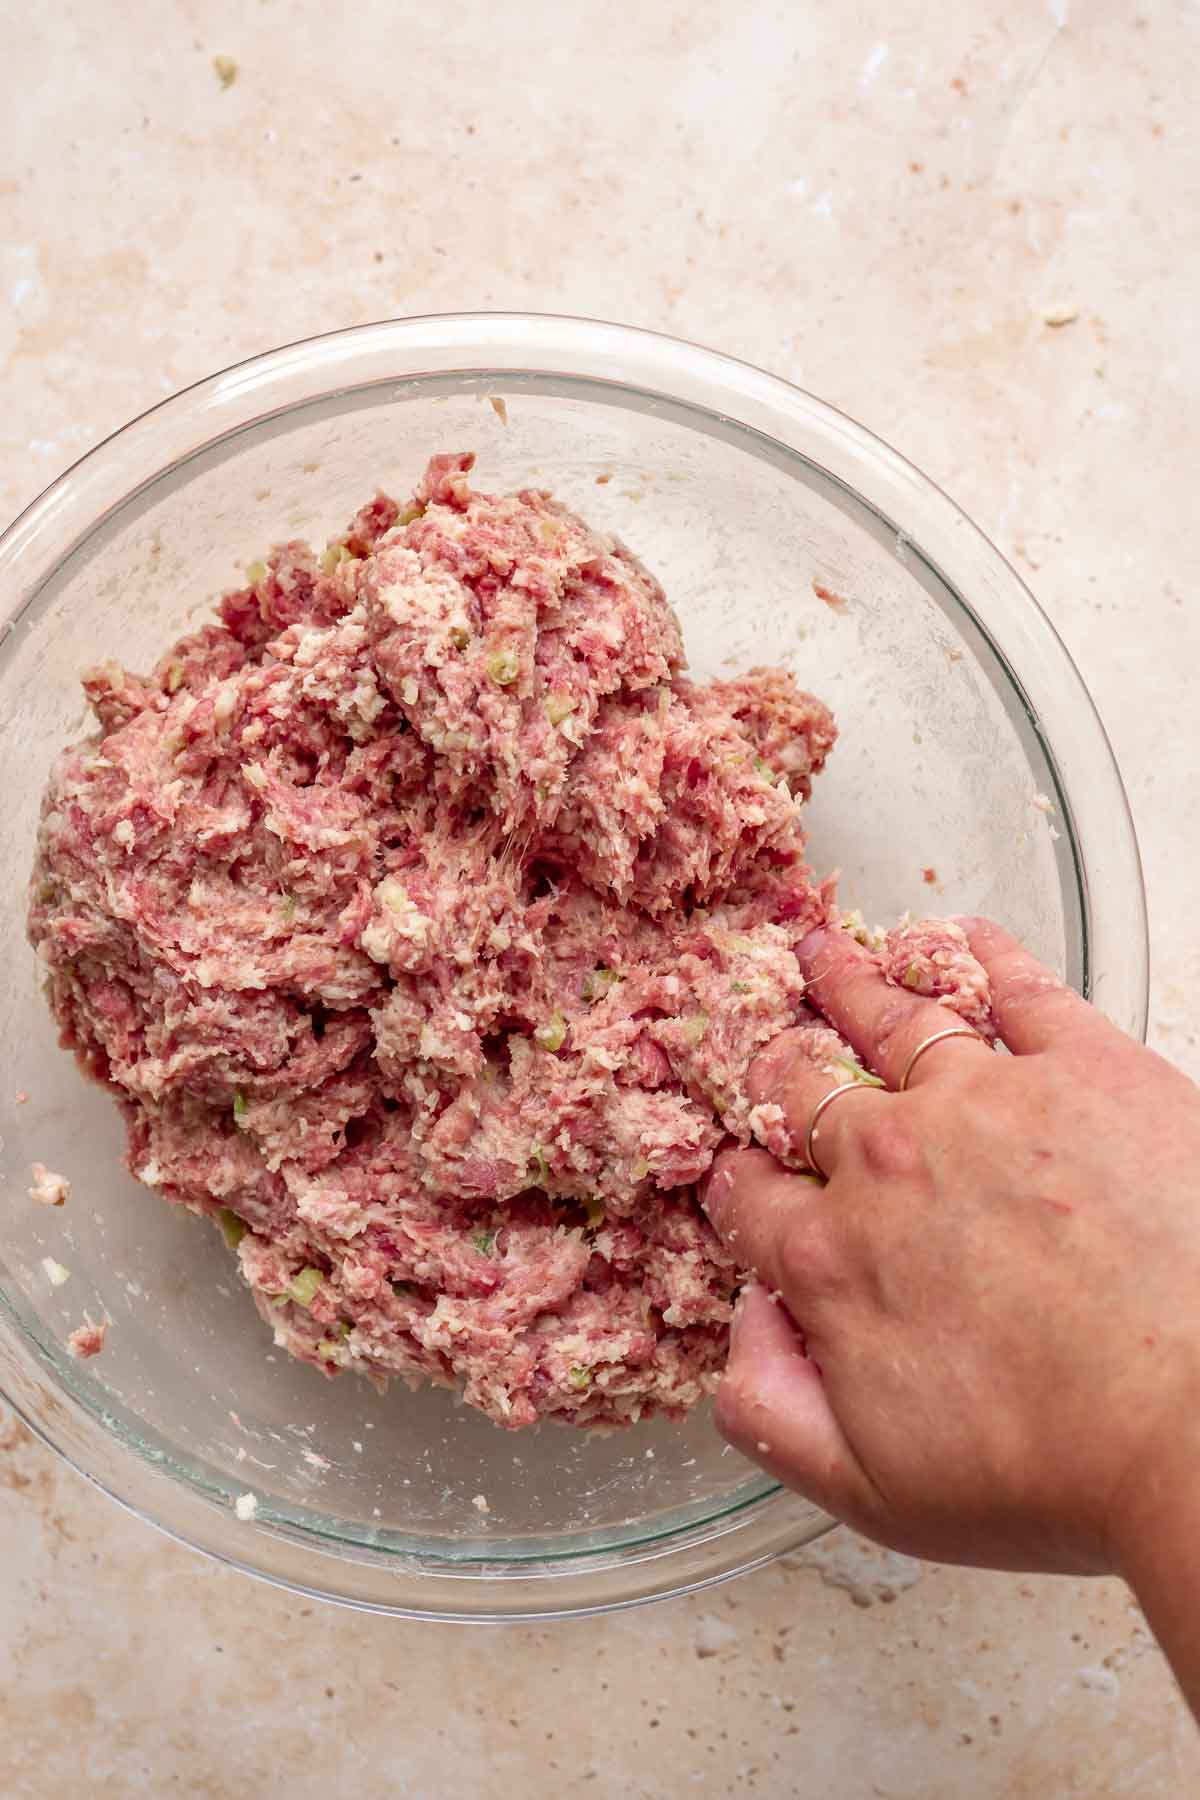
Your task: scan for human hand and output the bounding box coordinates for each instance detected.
[704,919,1200,1580]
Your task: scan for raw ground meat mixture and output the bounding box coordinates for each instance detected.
[29,454,994,1428]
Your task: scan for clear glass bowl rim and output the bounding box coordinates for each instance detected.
[0,312,1148,1620]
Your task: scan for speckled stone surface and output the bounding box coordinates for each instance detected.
[3,1,1198,1793]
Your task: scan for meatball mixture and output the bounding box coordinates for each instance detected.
[28,454,990,1427]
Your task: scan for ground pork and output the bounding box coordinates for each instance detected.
[28,454,989,1427]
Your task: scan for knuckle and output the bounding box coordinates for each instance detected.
[854,1112,925,1182]
[872,999,920,1063]
[997,965,1068,1009]
[919,1038,993,1098]
[778,1220,841,1299]
[747,1028,807,1104]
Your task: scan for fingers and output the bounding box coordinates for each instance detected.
[953,917,1105,1056]
[715,1285,874,1522]
[795,929,992,1091]
[748,1024,893,1178]
[703,1139,881,1319]
[703,1147,832,1299]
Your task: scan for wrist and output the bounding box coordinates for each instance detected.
[1113,1452,1200,1719]
[1089,1347,1200,1718]
[1106,1397,1200,1616]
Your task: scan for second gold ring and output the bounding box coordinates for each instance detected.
[803,1081,882,1182]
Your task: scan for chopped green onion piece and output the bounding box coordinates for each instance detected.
[753,755,777,784]
[841,912,885,951]
[473,1230,496,1256]
[319,543,353,574]
[316,1339,341,1360]
[630,1157,650,1182]
[232,1090,249,1125]
[528,1144,550,1188]
[486,646,520,687]
[730,981,752,994]
[164,661,185,694]
[582,967,619,1003]
[218,1208,247,1249]
[903,962,923,989]
[568,1365,592,1391]
[396,503,424,527]
[535,1011,567,1053]
[544,692,576,726]
[287,1266,323,1308]
[245,560,267,587]
[390,1279,414,1298]
[280,894,297,923]
[834,1056,886,1088]
[583,1196,606,1229]
[448,623,472,649]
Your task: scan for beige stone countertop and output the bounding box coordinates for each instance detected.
[3,1,1199,1792]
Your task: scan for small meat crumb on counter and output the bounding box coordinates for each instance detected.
[213,54,238,88]
[812,580,848,610]
[234,1492,259,1521]
[41,1257,71,1288]
[14,1091,29,1105]
[29,1163,69,1207]
[1042,303,1080,327]
[472,1493,490,1515]
[67,1318,108,1359]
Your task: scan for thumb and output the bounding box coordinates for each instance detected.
[716,1285,877,1527]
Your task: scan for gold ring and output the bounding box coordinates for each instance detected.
[898,1025,983,1093]
[804,1082,879,1181]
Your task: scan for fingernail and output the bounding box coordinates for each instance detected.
[730,1281,757,1331]
[698,1160,733,1219]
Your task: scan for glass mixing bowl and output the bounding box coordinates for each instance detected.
[0,314,1147,1619]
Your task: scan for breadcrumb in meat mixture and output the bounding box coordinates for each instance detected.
[27,454,992,1428]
